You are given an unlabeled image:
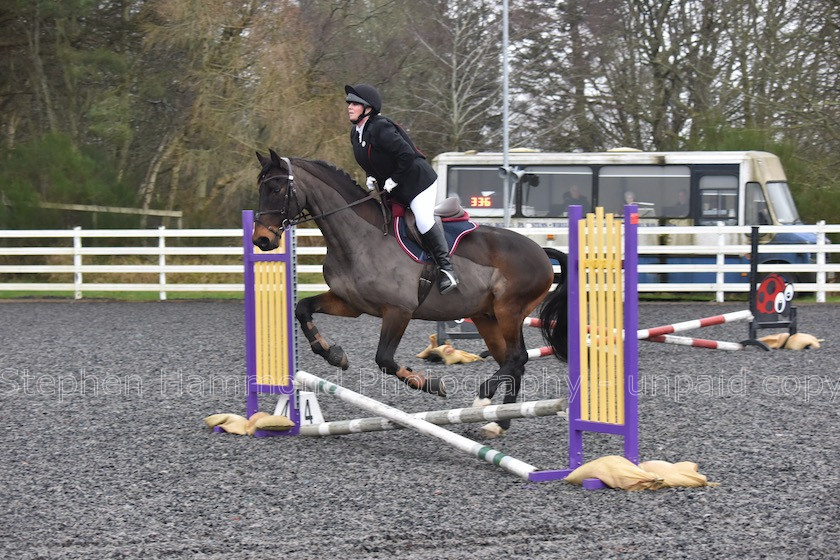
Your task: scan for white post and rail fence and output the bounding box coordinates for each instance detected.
[1,223,838,302]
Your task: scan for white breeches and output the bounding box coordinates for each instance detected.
[410,183,437,234]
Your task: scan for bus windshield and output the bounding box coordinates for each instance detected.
[767,181,801,224]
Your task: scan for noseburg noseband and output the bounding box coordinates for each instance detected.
[254,156,385,242]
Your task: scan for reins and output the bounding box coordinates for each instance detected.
[255,157,389,240]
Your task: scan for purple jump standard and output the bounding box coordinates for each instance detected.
[527,205,639,486]
[241,209,299,437]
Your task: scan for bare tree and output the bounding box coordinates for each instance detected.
[3,0,839,227]
[390,0,502,153]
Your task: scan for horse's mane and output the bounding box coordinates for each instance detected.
[299,159,364,199]
[295,158,386,228]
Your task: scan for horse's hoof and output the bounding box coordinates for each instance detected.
[423,377,446,398]
[479,421,506,439]
[473,397,492,408]
[326,345,349,370]
[394,367,445,397]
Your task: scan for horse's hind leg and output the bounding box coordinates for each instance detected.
[470,316,529,438]
[376,307,446,397]
[469,317,507,400]
[295,291,362,370]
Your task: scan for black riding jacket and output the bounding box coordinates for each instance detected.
[350,115,437,206]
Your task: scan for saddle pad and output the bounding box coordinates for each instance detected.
[394,216,478,263]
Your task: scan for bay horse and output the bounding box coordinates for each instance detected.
[252,150,568,437]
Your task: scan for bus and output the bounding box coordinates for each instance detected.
[432,149,820,283]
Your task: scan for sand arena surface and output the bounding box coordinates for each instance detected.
[1,300,838,559]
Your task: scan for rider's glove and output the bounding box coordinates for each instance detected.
[366,176,378,191]
[383,178,397,192]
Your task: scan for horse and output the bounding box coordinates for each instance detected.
[252,149,568,437]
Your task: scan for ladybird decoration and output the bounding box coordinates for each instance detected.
[756,273,794,316]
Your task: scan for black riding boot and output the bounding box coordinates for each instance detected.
[420,224,459,295]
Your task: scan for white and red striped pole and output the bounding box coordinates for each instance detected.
[643,334,744,351]
[527,346,555,359]
[524,310,753,356]
[636,310,753,340]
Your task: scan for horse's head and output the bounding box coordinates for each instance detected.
[253,149,306,251]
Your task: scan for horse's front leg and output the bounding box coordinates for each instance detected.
[295,290,362,370]
[376,307,446,397]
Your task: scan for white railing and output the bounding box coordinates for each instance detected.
[1,224,838,301]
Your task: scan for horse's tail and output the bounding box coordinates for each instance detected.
[538,248,569,362]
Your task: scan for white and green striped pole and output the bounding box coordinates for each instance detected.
[295,370,540,480]
[299,398,565,437]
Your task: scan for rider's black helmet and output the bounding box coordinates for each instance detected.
[345,84,382,114]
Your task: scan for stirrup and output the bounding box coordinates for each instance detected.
[439,269,458,294]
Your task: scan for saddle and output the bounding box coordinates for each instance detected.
[392,197,478,264]
[432,197,468,220]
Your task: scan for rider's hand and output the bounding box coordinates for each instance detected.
[366,176,378,191]
[384,178,397,192]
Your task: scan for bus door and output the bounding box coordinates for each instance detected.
[669,166,741,283]
[745,180,816,282]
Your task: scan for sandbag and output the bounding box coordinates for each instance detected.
[416,334,439,359]
[417,334,484,364]
[203,413,231,428]
[759,332,822,350]
[758,333,790,349]
[246,412,270,435]
[213,413,249,435]
[785,333,822,350]
[638,460,709,488]
[565,456,665,491]
[253,414,295,432]
[430,344,484,365]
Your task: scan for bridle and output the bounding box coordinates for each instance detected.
[253,156,303,244]
[254,156,386,243]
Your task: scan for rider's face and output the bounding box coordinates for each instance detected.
[348,101,366,123]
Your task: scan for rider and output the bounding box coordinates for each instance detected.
[345,83,459,295]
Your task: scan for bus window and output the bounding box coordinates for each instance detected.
[745,182,771,225]
[599,165,690,217]
[663,189,690,218]
[766,181,801,224]
[699,175,738,225]
[521,166,592,217]
[446,166,504,217]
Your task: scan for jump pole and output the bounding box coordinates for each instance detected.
[524,309,754,356]
[636,309,753,339]
[296,397,565,436]
[525,310,753,340]
[296,370,541,480]
[527,333,747,357]
[646,334,745,351]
